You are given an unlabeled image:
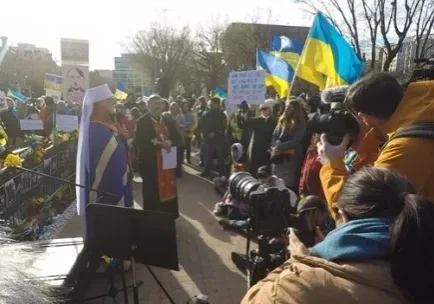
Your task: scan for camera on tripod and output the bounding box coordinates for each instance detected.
[228,172,327,287]
[307,86,360,146]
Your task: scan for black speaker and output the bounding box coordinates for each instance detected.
[156,78,170,99]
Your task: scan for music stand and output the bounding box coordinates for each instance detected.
[86,203,179,304]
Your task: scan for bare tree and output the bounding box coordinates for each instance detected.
[379,0,423,71]
[128,23,193,91]
[361,0,382,70]
[220,9,274,70]
[413,0,434,61]
[190,20,228,90]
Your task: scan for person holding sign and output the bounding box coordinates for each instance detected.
[76,85,134,229]
[135,94,182,219]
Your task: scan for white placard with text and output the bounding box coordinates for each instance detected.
[228,70,266,105]
[56,114,79,132]
[20,120,44,130]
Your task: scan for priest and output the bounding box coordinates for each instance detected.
[135,94,182,218]
[76,84,134,228]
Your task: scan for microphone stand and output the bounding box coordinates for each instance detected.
[11,165,119,198]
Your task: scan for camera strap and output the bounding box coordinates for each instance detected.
[384,122,434,149]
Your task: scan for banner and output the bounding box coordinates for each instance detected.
[60,38,89,63]
[44,73,63,91]
[61,64,89,104]
[228,70,266,105]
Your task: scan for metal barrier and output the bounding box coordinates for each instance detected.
[0,139,78,240]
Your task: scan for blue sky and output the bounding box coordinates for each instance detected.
[3,0,313,70]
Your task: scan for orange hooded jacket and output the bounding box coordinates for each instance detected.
[320,81,434,218]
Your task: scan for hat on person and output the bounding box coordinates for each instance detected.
[260,99,275,113]
[76,84,113,217]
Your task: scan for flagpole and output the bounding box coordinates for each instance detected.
[287,12,318,99]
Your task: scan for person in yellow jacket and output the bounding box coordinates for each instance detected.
[317,72,434,219]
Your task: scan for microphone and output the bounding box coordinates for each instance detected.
[320,86,349,104]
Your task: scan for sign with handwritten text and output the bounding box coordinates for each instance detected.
[56,114,78,132]
[228,70,266,105]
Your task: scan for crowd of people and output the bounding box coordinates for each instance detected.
[3,70,434,303]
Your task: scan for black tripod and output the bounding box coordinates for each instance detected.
[86,203,179,304]
[81,255,143,303]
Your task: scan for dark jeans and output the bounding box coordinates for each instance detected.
[177,145,184,176]
[184,137,192,163]
[204,137,225,175]
[227,206,249,230]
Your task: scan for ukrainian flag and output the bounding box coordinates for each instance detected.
[298,12,364,88]
[214,87,227,99]
[270,36,304,69]
[257,49,293,98]
[114,81,128,100]
[44,73,63,91]
[7,89,28,102]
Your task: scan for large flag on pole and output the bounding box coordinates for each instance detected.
[257,49,294,98]
[296,12,364,88]
[270,36,304,70]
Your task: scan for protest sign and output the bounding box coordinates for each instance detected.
[56,114,78,132]
[61,38,89,63]
[44,74,63,91]
[61,64,89,104]
[228,70,266,105]
[0,92,9,112]
[45,89,62,102]
[20,120,44,130]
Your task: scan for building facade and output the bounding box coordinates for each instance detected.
[112,53,150,96]
[9,43,52,60]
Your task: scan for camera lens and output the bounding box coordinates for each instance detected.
[228,172,261,201]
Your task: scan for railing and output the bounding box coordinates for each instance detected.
[0,139,78,241]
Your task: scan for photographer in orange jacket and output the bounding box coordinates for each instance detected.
[318,72,434,219]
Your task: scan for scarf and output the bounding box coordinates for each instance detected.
[310,218,391,261]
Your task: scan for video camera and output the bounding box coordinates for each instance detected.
[307,86,360,145]
[228,172,324,286]
[228,172,295,235]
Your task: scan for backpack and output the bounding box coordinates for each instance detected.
[385,122,434,145]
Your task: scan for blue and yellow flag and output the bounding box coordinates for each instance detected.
[298,12,364,88]
[270,36,304,70]
[44,73,63,91]
[257,49,293,98]
[7,89,28,102]
[214,87,227,99]
[115,81,128,100]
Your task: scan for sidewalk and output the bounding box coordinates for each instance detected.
[61,165,248,303]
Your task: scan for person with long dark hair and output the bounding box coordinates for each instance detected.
[243,166,434,303]
[271,98,306,194]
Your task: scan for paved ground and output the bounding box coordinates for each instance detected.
[60,164,249,303]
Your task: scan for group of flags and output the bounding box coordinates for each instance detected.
[257,11,365,98]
